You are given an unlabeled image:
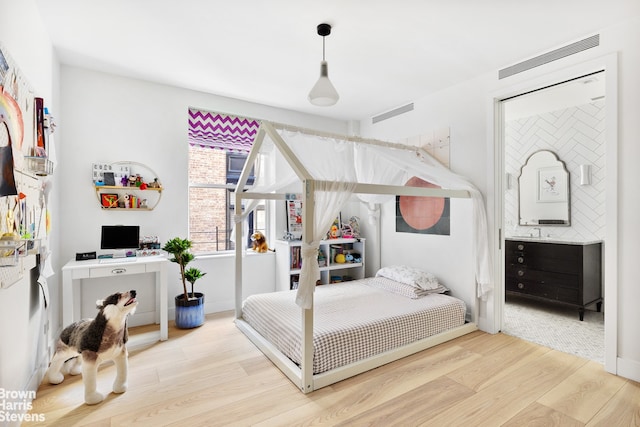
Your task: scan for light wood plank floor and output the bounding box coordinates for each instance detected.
[27,311,640,426]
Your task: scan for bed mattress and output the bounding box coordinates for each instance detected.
[241,277,466,374]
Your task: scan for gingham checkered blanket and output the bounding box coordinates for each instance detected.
[241,277,466,374]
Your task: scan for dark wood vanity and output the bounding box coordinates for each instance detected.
[505,239,602,320]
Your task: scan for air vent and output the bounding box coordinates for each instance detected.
[499,34,600,79]
[372,103,414,124]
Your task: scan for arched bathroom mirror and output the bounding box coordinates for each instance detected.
[518,150,570,226]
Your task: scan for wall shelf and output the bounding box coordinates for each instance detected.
[24,156,54,176]
[93,161,163,210]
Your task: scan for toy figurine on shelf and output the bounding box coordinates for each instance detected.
[120,175,129,187]
[349,216,361,238]
[128,175,137,187]
[148,178,161,189]
[317,249,327,267]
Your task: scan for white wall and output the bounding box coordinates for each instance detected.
[361,16,640,381]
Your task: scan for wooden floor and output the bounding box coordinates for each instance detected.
[27,311,640,426]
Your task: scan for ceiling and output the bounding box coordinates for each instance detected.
[34,1,638,122]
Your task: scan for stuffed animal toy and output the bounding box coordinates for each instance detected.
[341,223,353,238]
[46,290,138,405]
[251,231,274,253]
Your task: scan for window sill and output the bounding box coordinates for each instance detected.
[194,249,276,260]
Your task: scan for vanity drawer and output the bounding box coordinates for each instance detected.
[506,278,579,303]
[506,241,581,273]
[89,263,146,278]
[506,266,579,288]
[506,279,556,299]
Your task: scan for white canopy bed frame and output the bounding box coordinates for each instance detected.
[233,121,491,393]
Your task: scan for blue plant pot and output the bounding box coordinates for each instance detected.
[174,293,205,329]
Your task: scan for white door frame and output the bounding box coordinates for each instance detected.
[489,52,618,374]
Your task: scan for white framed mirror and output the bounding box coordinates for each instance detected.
[518,150,570,226]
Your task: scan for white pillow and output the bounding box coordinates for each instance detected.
[375,265,441,290]
[367,277,449,299]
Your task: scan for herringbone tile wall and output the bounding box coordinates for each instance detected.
[505,100,605,241]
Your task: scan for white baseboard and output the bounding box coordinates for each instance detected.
[617,356,640,383]
[130,300,233,326]
[127,311,157,327]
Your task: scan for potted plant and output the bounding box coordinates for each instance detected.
[163,237,207,329]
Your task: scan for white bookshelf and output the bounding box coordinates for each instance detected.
[274,238,365,291]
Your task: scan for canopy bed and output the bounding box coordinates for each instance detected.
[233,121,492,393]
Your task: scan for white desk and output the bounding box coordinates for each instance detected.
[62,256,168,343]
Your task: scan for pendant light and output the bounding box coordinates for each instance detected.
[308,23,339,106]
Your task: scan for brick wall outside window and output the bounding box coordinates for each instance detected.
[189,146,231,252]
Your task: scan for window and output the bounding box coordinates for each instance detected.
[187,109,263,253]
[188,147,263,253]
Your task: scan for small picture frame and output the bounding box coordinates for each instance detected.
[103,171,116,186]
[100,193,119,208]
[285,200,303,240]
[537,166,567,202]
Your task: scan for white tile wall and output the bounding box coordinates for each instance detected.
[505,100,605,241]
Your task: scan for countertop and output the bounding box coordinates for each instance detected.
[505,236,603,245]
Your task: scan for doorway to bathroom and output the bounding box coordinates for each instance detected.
[498,71,606,363]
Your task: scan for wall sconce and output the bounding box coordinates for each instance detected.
[505,172,513,190]
[580,164,592,186]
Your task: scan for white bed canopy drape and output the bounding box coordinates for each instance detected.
[235,122,493,308]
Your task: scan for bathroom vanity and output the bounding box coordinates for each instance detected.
[505,238,602,320]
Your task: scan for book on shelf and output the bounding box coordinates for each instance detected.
[289,245,329,269]
[290,246,302,269]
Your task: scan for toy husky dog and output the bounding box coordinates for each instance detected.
[46,290,138,405]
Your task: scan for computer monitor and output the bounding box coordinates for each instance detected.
[100,225,140,255]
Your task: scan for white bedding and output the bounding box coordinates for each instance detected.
[241,277,466,374]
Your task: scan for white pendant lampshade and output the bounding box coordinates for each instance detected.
[309,61,339,106]
[308,23,339,106]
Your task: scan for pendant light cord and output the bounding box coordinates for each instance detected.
[322,36,326,61]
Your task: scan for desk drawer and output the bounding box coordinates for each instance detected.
[89,263,146,278]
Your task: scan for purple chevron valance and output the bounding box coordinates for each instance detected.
[188,109,260,153]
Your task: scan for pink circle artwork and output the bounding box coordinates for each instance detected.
[398,176,445,230]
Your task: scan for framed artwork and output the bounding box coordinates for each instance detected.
[537,166,567,202]
[285,200,303,239]
[100,193,119,208]
[396,176,450,235]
